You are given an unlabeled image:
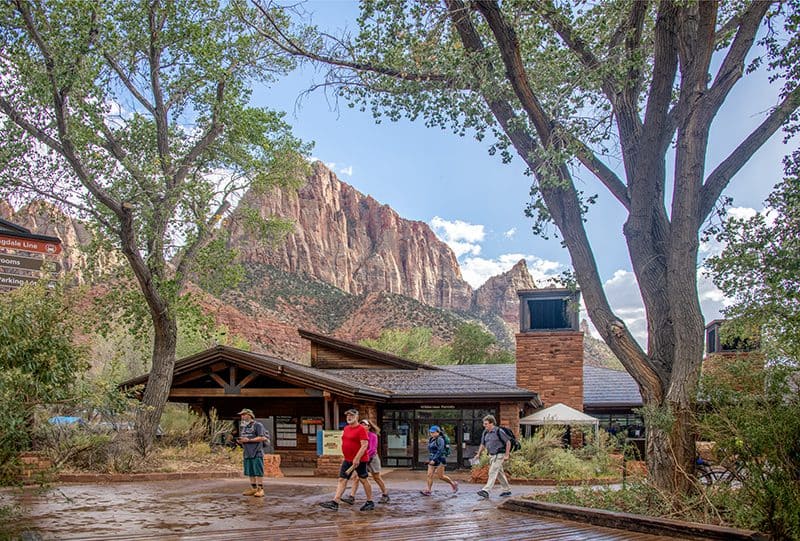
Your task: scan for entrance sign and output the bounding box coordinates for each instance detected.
[0,232,62,255]
[0,254,61,273]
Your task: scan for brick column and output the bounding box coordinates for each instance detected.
[516,331,584,411]
[498,402,520,436]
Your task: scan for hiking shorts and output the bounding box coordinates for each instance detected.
[339,460,369,479]
[430,457,447,467]
[367,454,381,474]
[243,457,264,477]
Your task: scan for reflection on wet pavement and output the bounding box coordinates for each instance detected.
[1,477,682,540]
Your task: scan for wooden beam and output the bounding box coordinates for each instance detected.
[238,372,258,389]
[171,362,229,386]
[169,388,317,398]
[229,366,237,387]
[209,372,227,389]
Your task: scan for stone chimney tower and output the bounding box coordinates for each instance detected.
[515,288,584,411]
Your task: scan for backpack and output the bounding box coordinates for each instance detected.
[438,433,451,457]
[497,426,521,452]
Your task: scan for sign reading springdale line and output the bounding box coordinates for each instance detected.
[0,231,62,255]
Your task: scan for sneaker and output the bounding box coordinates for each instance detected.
[419,490,432,496]
[340,495,355,505]
[242,487,258,496]
[359,500,375,511]
[452,481,459,493]
[500,491,512,497]
[253,488,265,498]
[477,489,489,499]
[319,500,339,510]
[378,494,390,504]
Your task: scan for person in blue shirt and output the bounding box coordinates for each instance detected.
[419,425,458,496]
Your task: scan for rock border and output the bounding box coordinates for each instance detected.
[499,498,768,541]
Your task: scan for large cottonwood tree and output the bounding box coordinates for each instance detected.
[0,0,307,453]
[253,0,800,491]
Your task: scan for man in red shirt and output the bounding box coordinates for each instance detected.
[319,408,375,511]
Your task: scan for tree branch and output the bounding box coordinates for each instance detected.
[249,0,456,86]
[103,52,156,115]
[700,86,800,221]
[705,1,771,114]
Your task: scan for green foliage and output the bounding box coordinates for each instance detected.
[359,322,514,365]
[0,284,89,483]
[361,327,450,364]
[696,359,800,539]
[477,427,618,481]
[706,150,800,361]
[0,0,309,448]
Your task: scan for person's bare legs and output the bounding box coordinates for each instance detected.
[348,478,360,498]
[332,477,348,502]
[436,465,457,489]
[425,464,436,491]
[372,472,388,495]
[359,476,373,501]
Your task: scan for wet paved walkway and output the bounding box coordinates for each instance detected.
[2,475,684,540]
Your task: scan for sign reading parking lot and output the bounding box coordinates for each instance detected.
[0,219,63,293]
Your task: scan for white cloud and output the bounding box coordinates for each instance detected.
[504,227,516,238]
[430,216,485,243]
[339,165,353,176]
[460,253,563,289]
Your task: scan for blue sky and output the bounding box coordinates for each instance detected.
[251,1,797,343]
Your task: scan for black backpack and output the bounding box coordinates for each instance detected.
[498,426,521,452]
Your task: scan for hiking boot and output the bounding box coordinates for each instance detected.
[340,495,355,505]
[419,490,432,496]
[477,489,489,499]
[359,500,375,511]
[242,487,258,496]
[253,488,265,498]
[319,500,339,510]
[378,494,390,504]
[452,481,459,493]
[500,491,512,497]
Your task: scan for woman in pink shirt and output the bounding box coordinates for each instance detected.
[342,419,390,504]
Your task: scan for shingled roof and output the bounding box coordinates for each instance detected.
[325,368,536,400]
[445,364,643,408]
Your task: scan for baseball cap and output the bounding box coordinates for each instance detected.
[237,408,254,417]
[429,425,440,433]
[344,408,359,416]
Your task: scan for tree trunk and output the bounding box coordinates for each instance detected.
[134,311,178,456]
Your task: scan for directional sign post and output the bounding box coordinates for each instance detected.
[0,272,56,289]
[0,232,62,255]
[0,253,62,273]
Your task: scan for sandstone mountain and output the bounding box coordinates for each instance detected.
[0,163,622,369]
[227,161,534,321]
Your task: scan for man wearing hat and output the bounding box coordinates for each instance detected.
[236,408,268,497]
[319,408,374,511]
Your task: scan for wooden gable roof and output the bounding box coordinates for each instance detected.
[298,329,437,370]
[120,345,391,402]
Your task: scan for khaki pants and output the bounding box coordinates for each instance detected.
[482,454,510,491]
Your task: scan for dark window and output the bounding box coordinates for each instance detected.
[528,299,570,330]
[706,328,717,353]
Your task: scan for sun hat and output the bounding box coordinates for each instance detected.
[429,425,440,433]
[237,408,254,417]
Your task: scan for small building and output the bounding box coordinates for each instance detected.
[121,329,536,470]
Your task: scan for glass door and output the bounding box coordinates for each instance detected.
[416,421,458,470]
